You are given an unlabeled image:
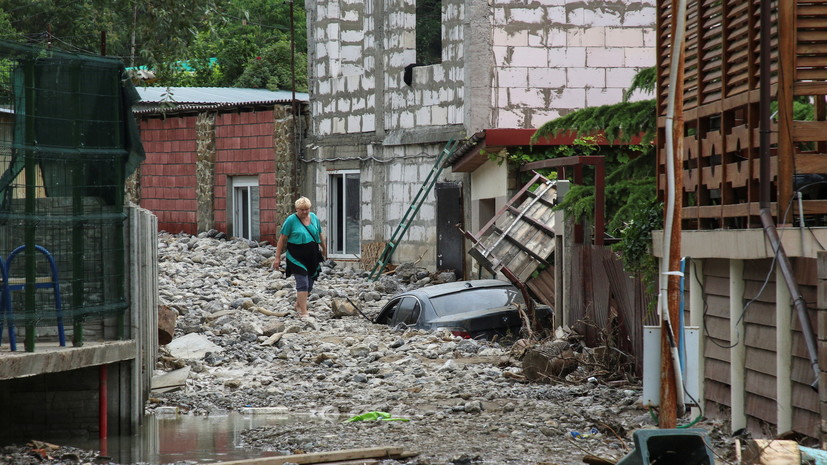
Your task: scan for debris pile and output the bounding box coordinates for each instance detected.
[148,231,737,464]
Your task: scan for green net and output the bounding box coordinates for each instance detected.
[0,40,145,348]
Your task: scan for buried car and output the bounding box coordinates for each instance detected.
[373,279,552,340]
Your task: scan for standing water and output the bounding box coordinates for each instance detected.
[69,411,337,464]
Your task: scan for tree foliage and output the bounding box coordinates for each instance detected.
[526,67,660,277]
[0,0,308,91]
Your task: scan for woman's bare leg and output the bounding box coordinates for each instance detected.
[296,291,309,317]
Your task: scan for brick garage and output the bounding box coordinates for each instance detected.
[131,88,308,244]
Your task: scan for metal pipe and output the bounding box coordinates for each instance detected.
[759,0,819,388]
[760,210,819,387]
[99,364,108,457]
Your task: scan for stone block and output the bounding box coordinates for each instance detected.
[586,87,624,107]
[347,114,361,132]
[510,7,545,24]
[567,68,606,88]
[509,87,546,107]
[550,87,586,109]
[529,68,566,88]
[623,8,657,27]
[499,67,529,88]
[606,27,645,47]
[549,47,586,67]
[580,7,622,27]
[625,47,656,68]
[510,47,549,67]
[431,105,448,126]
[494,29,528,47]
[586,47,626,68]
[567,27,605,47]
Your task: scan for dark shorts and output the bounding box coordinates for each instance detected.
[295,273,315,292]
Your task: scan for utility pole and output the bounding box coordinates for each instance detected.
[290,0,299,199]
[659,0,688,428]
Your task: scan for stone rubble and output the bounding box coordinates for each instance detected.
[1,231,736,465]
[149,231,738,464]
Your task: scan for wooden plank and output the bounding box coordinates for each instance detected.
[744,346,778,377]
[212,447,408,465]
[705,377,732,404]
[704,337,730,362]
[778,0,796,220]
[791,407,821,439]
[740,440,799,464]
[744,362,776,396]
[794,153,827,174]
[794,81,827,95]
[745,391,777,423]
[793,121,827,141]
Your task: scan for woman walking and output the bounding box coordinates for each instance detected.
[274,197,327,318]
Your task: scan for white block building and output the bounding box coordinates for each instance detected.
[303,0,656,275]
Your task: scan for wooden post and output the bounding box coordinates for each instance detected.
[660,0,687,429]
[777,0,795,224]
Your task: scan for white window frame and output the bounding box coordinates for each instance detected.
[328,169,360,258]
[231,176,258,240]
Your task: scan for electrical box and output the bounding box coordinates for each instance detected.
[642,325,700,407]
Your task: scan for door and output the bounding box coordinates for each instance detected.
[231,176,259,240]
[436,181,464,279]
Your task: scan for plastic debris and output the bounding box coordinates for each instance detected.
[570,427,599,439]
[344,411,410,422]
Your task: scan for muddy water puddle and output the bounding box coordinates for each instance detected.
[75,410,341,464]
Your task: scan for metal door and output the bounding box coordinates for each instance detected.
[436,182,464,279]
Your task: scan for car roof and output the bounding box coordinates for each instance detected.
[398,279,514,299]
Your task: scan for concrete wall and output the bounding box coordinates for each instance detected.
[0,362,133,444]
[305,0,655,270]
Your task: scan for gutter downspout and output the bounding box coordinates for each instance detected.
[759,0,820,388]
[661,0,688,420]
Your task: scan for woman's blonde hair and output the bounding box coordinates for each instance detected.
[295,196,312,209]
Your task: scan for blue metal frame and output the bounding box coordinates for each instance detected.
[1,245,66,350]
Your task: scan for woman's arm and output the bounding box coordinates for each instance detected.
[273,234,288,269]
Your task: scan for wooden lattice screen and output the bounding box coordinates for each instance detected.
[657,0,827,229]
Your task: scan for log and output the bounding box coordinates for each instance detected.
[158,305,177,345]
[212,446,408,465]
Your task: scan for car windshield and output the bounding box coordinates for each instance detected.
[430,287,523,316]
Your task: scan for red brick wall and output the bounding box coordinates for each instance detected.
[214,110,278,243]
[138,116,198,235]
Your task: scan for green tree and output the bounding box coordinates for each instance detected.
[529,67,659,278]
[0,0,308,92]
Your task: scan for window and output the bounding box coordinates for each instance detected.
[231,176,259,240]
[392,297,422,326]
[416,0,442,65]
[329,170,360,256]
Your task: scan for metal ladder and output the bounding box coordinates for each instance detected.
[368,138,460,280]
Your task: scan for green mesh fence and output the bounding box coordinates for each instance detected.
[0,40,145,351]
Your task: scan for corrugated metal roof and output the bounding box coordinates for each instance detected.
[134,86,308,105]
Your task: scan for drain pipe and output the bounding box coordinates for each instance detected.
[759,0,819,388]
[100,364,108,456]
[661,0,688,419]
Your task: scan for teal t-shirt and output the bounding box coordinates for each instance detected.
[280,212,321,244]
[280,213,321,274]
